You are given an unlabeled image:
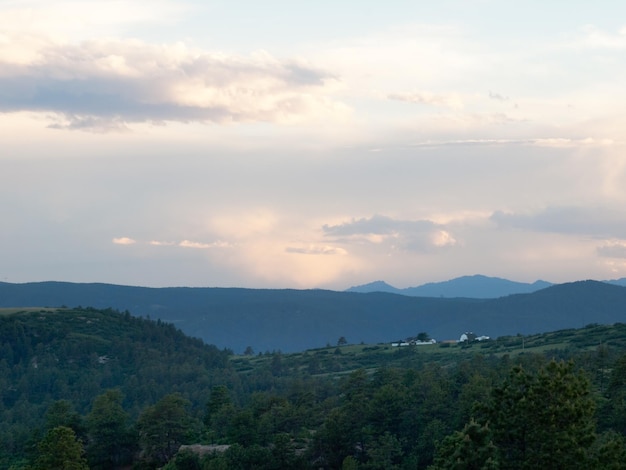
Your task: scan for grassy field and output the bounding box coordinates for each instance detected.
[230,322,626,377]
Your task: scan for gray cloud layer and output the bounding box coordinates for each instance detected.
[323,214,456,252]
[0,39,337,129]
[323,214,438,236]
[491,206,626,239]
[597,243,626,259]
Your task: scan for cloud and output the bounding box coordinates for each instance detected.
[112,237,136,245]
[149,240,175,246]
[387,91,463,109]
[432,230,457,247]
[114,238,231,249]
[408,138,530,148]
[47,116,131,133]
[285,245,347,255]
[532,138,615,148]
[0,36,345,130]
[488,91,509,101]
[579,25,626,50]
[0,1,184,39]
[597,242,626,259]
[402,137,614,150]
[323,214,435,236]
[491,206,626,238]
[323,214,457,252]
[179,240,231,249]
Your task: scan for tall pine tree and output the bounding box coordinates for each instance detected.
[486,360,596,470]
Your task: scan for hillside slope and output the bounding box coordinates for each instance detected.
[0,307,231,415]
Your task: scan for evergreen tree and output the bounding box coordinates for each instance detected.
[162,448,202,470]
[85,389,135,469]
[591,431,626,470]
[363,431,403,470]
[342,455,359,470]
[430,419,499,470]
[204,385,233,429]
[267,432,302,470]
[600,353,626,434]
[486,360,596,470]
[33,426,88,470]
[43,400,84,438]
[137,393,194,467]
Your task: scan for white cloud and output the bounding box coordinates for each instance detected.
[114,238,232,249]
[579,25,626,50]
[408,138,530,148]
[532,137,616,148]
[488,91,509,101]
[323,214,458,253]
[597,241,626,259]
[179,240,231,249]
[285,245,347,255]
[149,240,175,246]
[387,91,463,110]
[431,230,457,247]
[0,1,185,40]
[112,237,136,245]
[0,35,347,130]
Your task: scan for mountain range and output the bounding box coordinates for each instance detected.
[346,274,626,298]
[2,277,626,353]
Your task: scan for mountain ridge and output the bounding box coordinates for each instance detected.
[347,274,626,298]
[2,278,626,353]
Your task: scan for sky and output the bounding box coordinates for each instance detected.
[2,0,626,290]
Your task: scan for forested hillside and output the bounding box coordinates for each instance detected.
[3,307,626,469]
[1,280,626,353]
[0,307,233,468]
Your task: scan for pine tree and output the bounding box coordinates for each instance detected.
[430,418,499,470]
[487,360,596,470]
[137,393,194,466]
[34,426,88,470]
[85,389,134,469]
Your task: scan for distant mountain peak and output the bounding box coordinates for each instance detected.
[347,275,554,299]
[346,280,398,293]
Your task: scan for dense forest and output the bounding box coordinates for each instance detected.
[2,307,626,469]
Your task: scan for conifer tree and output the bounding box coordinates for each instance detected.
[34,426,88,470]
[487,360,596,470]
[85,389,134,469]
[430,418,499,470]
[137,393,193,466]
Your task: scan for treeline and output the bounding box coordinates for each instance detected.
[3,308,626,468]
